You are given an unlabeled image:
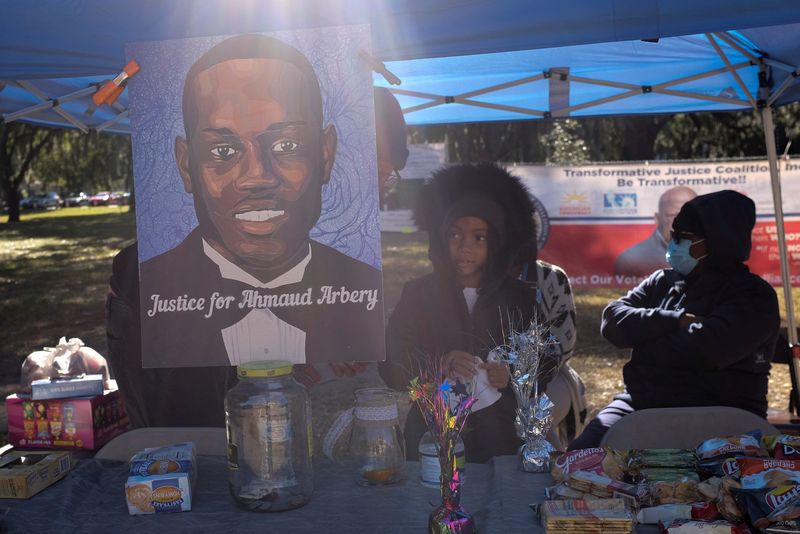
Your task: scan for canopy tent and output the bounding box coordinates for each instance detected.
[0,0,800,133]
[3,0,800,407]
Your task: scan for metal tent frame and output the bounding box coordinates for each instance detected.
[0,80,128,134]
[391,33,756,118]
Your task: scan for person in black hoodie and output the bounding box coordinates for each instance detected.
[381,163,541,463]
[569,189,779,449]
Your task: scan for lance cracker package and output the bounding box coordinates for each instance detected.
[125,442,196,515]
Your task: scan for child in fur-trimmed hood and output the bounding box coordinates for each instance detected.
[380,163,540,463]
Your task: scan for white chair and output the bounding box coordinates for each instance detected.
[94,427,227,461]
[599,406,779,449]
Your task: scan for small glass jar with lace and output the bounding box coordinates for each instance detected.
[345,387,406,486]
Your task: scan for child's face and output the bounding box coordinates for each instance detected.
[447,216,489,287]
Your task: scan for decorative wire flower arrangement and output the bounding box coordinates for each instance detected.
[409,356,477,534]
[491,310,561,472]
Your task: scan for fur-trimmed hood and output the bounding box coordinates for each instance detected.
[415,163,536,286]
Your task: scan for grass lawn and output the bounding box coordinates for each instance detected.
[0,206,136,377]
[0,208,795,439]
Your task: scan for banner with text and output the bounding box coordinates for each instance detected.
[510,160,800,288]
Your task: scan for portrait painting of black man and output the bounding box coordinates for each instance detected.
[126,26,384,367]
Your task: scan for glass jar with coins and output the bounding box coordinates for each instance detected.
[225,360,312,512]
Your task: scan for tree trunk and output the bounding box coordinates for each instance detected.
[3,184,20,223]
[0,123,18,223]
[0,123,55,223]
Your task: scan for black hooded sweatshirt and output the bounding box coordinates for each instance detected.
[380,163,538,463]
[601,190,779,417]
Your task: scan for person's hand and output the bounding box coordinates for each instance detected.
[443,350,480,381]
[293,364,322,388]
[329,362,369,378]
[679,312,703,329]
[482,361,510,389]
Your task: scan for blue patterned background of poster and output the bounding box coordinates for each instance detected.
[126,24,379,268]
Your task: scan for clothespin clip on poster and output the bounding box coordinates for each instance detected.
[358,50,401,86]
[92,60,141,106]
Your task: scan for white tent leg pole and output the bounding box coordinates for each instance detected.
[762,104,800,414]
[762,105,797,344]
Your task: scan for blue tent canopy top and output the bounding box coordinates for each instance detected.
[2,1,800,132]
[382,32,763,125]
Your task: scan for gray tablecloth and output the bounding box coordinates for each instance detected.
[0,455,660,533]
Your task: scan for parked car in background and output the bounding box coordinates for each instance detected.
[64,192,90,207]
[31,192,62,210]
[89,191,112,206]
[19,196,36,210]
[109,191,131,205]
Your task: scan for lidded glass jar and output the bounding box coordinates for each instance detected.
[347,388,406,486]
[225,360,312,512]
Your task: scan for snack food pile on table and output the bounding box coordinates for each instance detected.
[7,337,130,451]
[539,432,800,533]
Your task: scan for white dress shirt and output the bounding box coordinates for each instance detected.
[202,240,311,366]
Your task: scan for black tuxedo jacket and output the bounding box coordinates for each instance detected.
[139,228,384,367]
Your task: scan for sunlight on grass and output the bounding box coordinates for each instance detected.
[0,209,136,380]
[0,205,129,224]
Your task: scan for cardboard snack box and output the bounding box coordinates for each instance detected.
[6,384,130,450]
[31,374,104,400]
[0,451,72,499]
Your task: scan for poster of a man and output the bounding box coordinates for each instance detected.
[127,29,384,368]
[614,186,697,278]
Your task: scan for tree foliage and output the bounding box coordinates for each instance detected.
[413,102,800,165]
[31,129,133,195]
[537,119,589,165]
[0,123,133,223]
[0,122,55,223]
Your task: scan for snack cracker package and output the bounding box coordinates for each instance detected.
[717,478,744,523]
[125,476,192,514]
[650,479,703,505]
[659,519,751,533]
[565,470,650,506]
[696,433,767,461]
[551,448,626,483]
[629,449,698,468]
[637,503,720,525]
[124,442,196,515]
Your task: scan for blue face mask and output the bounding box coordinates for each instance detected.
[666,238,706,276]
